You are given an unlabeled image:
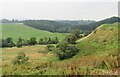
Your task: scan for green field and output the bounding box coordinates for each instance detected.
[1,23,67,42]
[2,23,119,75]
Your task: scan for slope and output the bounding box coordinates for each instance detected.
[77,22,118,56]
[55,22,119,75]
[1,23,67,42]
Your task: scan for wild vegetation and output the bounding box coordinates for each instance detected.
[1,17,120,75]
[2,21,119,75]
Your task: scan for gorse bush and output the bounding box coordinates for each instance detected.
[12,52,29,65]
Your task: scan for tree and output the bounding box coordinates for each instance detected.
[71,29,80,38]
[48,37,52,44]
[57,41,68,52]
[47,44,55,51]
[29,37,37,45]
[3,37,15,47]
[53,37,59,44]
[65,33,77,44]
[23,40,30,46]
[16,38,24,47]
[38,38,44,44]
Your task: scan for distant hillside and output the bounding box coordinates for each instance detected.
[23,20,96,33]
[23,17,120,34]
[88,16,120,30]
[1,23,67,42]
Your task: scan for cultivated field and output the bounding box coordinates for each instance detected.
[1,23,67,42]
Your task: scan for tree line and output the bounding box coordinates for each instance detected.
[1,29,81,61]
[0,37,59,48]
[23,20,95,34]
[23,17,120,34]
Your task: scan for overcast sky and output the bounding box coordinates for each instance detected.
[0,0,119,21]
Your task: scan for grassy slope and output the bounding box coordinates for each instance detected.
[2,23,119,75]
[76,22,118,57]
[1,23,67,42]
[50,22,119,75]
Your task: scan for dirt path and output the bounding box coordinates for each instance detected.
[77,25,103,42]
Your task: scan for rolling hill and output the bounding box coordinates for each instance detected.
[1,23,67,42]
[2,23,119,75]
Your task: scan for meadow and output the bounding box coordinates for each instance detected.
[2,23,119,75]
[0,23,67,42]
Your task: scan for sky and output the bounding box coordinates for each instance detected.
[0,0,119,21]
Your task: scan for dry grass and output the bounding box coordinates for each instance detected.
[2,23,119,75]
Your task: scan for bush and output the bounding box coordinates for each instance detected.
[28,37,37,45]
[47,44,55,51]
[57,41,68,52]
[2,37,15,47]
[12,52,29,65]
[65,33,77,44]
[56,43,79,60]
[52,37,59,44]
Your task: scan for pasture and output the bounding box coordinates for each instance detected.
[1,23,67,42]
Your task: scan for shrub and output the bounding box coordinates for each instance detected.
[47,44,55,51]
[57,41,68,52]
[28,37,37,45]
[12,52,29,65]
[56,44,79,60]
[65,33,77,44]
[2,37,15,47]
[52,37,59,44]
[38,38,44,44]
